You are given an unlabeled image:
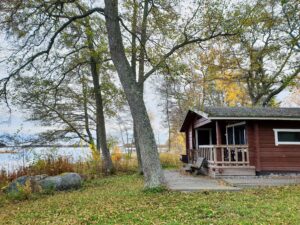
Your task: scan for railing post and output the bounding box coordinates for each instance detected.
[235,148,238,164]
[214,147,217,165]
[228,146,232,164]
[246,147,250,165]
[242,147,245,166]
[220,147,223,166]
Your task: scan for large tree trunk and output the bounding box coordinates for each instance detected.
[104,0,165,188]
[128,87,164,187]
[133,121,143,175]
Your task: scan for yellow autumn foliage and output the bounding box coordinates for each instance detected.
[168,132,186,153]
[111,145,122,162]
[89,143,101,161]
[215,71,250,106]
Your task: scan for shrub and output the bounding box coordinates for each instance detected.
[29,156,75,176]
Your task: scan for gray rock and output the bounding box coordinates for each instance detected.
[39,173,82,191]
[4,175,47,193]
[4,175,30,193]
[4,173,82,193]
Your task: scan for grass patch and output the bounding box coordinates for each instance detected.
[0,174,299,224]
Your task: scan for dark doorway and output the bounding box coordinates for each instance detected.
[197,129,211,146]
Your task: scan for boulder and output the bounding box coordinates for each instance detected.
[4,174,47,193]
[39,173,82,191]
[4,173,82,193]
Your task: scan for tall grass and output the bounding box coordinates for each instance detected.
[159,153,182,169]
[0,152,182,189]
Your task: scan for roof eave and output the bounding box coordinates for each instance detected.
[179,110,209,132]
[209,117,300,121]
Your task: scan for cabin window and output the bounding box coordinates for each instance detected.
[195,128,212,148]
[274,129,300,146]
[226,122,247,145]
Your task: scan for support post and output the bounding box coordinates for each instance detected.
[216,121,222,164]
[216,121,222,145]
[254,122,261,171]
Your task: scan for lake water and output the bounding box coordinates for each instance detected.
[0,146,167,173]
[0,147,93,173]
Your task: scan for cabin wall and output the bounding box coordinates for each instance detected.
[247,120,300,172]
[246,122,256,167]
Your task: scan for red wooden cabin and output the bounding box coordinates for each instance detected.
[180,107,300,177]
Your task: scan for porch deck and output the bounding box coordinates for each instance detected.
[187,145,256,177]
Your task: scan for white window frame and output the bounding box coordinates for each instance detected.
[273,129,300,146]
[226,122,247,145]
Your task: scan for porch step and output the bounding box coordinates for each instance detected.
[209,166,256,177]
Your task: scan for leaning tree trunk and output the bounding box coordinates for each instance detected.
[82,76,96,146]
[128,87,164,187]
[90,57,114,175]
[104,0,165,187]
[84,16,115,175]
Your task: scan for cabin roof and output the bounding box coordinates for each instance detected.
[180,107,300,132]
[202,107,300,119]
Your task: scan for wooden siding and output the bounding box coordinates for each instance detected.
[182,112,300,172]
[247,121,300,172]
[194,117,211,128]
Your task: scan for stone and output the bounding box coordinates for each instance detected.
[4,173,82,193]
[4,175,47,193]
[39,173,82,191]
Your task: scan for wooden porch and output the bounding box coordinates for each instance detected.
[187,145,256,177]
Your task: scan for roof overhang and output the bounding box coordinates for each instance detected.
[209,117,300,121]
[180,110,210,132]
[180,109,300,132]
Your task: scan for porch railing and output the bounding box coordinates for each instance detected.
[188,145,250,167]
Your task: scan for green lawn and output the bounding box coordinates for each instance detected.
[0,174,299,224]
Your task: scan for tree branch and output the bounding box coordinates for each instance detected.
[141,32,236,83]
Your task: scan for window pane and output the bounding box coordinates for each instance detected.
[234,125,247,145]
[278,131,300,142]
[227,127,234,144]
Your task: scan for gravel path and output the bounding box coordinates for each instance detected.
[223,176,300,188]
[164,170,300,192]
[164,170,240,192]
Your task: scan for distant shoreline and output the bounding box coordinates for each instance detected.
[0,145,89,148]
